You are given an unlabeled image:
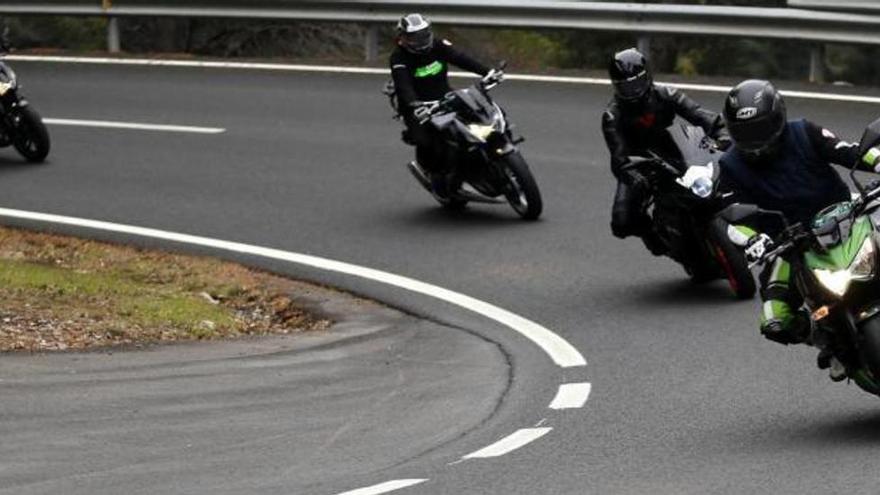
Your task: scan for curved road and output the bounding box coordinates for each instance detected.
[3,61,880,494]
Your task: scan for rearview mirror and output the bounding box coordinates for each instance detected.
[858,117,880,159]
[718,203,760,223]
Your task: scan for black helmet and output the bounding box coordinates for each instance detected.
[397,13,434,54]
[608,48,652,102]
[724,80,787,161]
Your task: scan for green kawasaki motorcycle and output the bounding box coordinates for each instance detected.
[721,118,880,395]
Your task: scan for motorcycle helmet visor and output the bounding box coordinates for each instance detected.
[728,112,785,154]
[402,28,434,53]
[612,70,651,101]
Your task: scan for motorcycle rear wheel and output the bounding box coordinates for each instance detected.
[13,105,50,163]
[501,151,542,220]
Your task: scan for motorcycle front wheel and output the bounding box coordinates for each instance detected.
[12,105,50,163]
[859,316,880,384]
[501,151,542,220]
[709,222,756,299]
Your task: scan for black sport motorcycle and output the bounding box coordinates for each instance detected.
[621,124,755,299]
[0,48,49,163]
[384,66,543,220]
[719,117,880,395]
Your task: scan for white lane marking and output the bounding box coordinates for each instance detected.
[548,382,592,410]
[462,427,552,459]
[0,207,586,368]
[335,479,428,495]
[43,118,226,134]
[10,55,880,104]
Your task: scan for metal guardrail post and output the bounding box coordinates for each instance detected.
[637,34,651,58]
[809,43,826,83]
[107,17,121,53]
[365,24,379,62]
[103,0,120,53]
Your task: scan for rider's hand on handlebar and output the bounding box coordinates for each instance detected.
[622,169,650,192]
[410,101,434,123]
[486,68,505,83]
[745,233,774,264]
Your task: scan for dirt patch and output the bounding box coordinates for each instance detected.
[0,226,332,351]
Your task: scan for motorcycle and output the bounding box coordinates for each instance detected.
[621,124,755,299]
[0,40,50,163]
[383,65,543,220]
[719,116,880,395]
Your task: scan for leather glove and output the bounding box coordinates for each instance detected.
[744,233,774,264]
[486,68,505,83]
[623,169,650,192]
[410,101,433,124]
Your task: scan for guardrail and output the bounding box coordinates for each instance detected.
[5,1,880,82]
[788,0,880,13]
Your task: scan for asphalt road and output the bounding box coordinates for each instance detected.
[3,61,880,494]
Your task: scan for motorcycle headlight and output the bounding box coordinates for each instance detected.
[466,124,495,142]
[690,177,714,198]
[813,268,853,298]
[0,82,13,96]
[812,238,876,297]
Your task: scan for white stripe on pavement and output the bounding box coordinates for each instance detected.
[0,207,586,368]
[548,382,592,410]
[462,428,553,459]
[10,54,880,104]
[43,118,226,134]
[335,479,428,495]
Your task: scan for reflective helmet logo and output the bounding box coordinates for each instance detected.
[736,107,758,120]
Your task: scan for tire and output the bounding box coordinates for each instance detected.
[860,316,880,383]
[709,221,756,299]
[12,105,50,163]
[501,151,542,220]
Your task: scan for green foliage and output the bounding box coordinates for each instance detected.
[8,17,105,51]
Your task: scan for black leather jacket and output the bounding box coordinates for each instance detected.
[390,39,489,115]
[602,85,728,180]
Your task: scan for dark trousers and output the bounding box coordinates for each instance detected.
[611,181,652,238]
[404,114,451,174]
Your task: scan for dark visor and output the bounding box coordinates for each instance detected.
[612,71,650,101]
[403,29,433,51]
[729,114,784,152]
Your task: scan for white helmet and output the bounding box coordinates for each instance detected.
[397,13,434,54]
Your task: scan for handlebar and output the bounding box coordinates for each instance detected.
[412,65,506,124]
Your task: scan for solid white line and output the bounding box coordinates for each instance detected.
[462,427,552,459]
[43,118,226,134]
[335,479,428,495]
[548,382,592,410]
[0,207,586,368]
[9,54,880,104]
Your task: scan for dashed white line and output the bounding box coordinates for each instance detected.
[462,427,553,459]
[0,207,586,368]
[548,382,592,410]
[334,479,428,495]
[43,118,226,134]
[10,54,880,104]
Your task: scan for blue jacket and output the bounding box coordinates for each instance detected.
[720,119,852,232]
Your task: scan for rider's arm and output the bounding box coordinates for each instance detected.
[602,107,630,180]
[390,52,419,110]
[439,39,490,76]
[662,86,727,140]
[803,120,876,170]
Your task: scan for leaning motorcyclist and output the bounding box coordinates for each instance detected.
[720,79,880,379]
[389,13,497,197]
[602,48,730,255]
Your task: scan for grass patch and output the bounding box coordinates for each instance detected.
[0,227,331,351]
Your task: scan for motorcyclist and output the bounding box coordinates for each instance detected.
[389,13,497,197]
[602,47,730,255]
[720,79,880,380]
